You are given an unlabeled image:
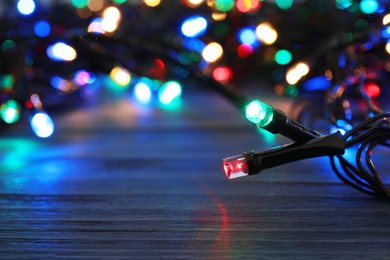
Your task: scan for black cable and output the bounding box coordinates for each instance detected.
[224,112,390,199]
[330,112,390,199]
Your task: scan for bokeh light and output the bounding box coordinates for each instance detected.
[110,66,131,87]
[255,23,278,45]
[0,100,21,124]
[238,27,259,47]
[215,0,235,12]
[143,0,161,7]
[275,0,293,10]
[275,49,292,65]
[102,6,121,33]
[360,0,379,14]
[71,0,88,8]
[30,112,55,138]
[364,82,381,97]
[212,66,233,82]
[237,44,253,58]
[202,42,223,62]
[286,62,310,85]
[158,81,182,105]
[134,81,153,104]
[47,42,77,62]
[88,18,105,34]
[34,20,51,38]
[181,15,208,38]
[17,0,35,15]
[236,0,261,13]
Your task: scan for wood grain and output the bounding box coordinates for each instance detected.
[1,89,389,259]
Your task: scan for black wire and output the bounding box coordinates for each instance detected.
[330,113,390,199]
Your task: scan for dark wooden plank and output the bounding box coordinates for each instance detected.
[1,89,390,259]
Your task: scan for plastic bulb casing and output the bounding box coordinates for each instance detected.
[245,100,274,127]
[223,154,249,179]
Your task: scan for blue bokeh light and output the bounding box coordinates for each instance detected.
[34,20,51,37]
[181,15,208,38]
[17,0,36,15]
[238,27,259,47]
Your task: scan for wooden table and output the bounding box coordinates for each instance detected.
[1,86,389,259]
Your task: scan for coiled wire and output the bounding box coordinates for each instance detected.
[330,113,390,199]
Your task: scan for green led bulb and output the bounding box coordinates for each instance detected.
[245,100,274,127]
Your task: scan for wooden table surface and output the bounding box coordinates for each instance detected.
[1,85,390,259]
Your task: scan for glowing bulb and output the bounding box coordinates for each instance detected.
[245,100,274,127]
[212,66,233,82]
[286,62,310,85]
[110,66,131,86]
[30,112,54,138]
[0,100,21,124]
[236,0,261,13]
[276,0,293,9]
[360,0,378,14]
[134,82,152,104]
[386,41,390,54]
[102,6,121,33]
[238,27,258,47]
[255,23,278,45]
[17,0,35,15]
[275,49,292,65]
[223,154,249,179]
[383,13,390,25]
[202,42,223,62]
[158,81,182,105]
[181,15,208,38]
[34,20,51,37]
[143,0,161,7]
[215,0,234,12]
[88,18,104,34]
[47,42,77,62]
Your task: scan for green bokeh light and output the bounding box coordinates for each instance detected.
[215,0,235,12]
[0,100,21,124]
[275,49,292,65]
[275,0,294,10]
[71,0,88,8]
[360,0,378,14]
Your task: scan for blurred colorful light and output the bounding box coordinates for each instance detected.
[238,27,259,47]
[236,0,261,13]
[212,66,233,82]
[158,81,182,105]
[110,66,131,86]
[364,82,381,97]
[88,18,105,34]
[181,15,208,38]
[143,0,161,7]
[71,0,88,8]
[275,49,292,65]
[202,42,223,62]
[286,62,310,85]
[17,0,35,15]
[237,44,253,58]
[335,0,352,9]
[134,81,152,104]
[102,6,121,33]
[30,112,54,138]
[255,23,278,45]
[47,42,77,62]
[276,0,293,10]
[34,20,51,38]
[74,70,96,86]
[215,0,235,12]
[360,0,378,14]
[0,100,21,124]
